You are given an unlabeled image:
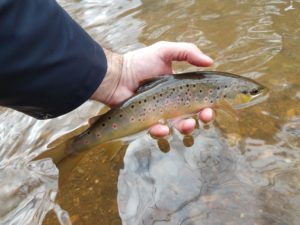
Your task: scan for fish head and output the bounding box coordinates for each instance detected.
[221,77,268,109]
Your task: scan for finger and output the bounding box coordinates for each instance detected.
[174,118,196,134]
[149,108,215,137]
[157,41,214,67]
[198,108,215,123]
[149,124,170,138]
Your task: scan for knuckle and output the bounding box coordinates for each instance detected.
[187,43,198,49]
[154,41,168,47]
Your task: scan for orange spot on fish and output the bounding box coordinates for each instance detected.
[112,123,117,129]
[96,132,101,137]
[130,116,135,122]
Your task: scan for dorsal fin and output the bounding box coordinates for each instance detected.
[136,75,172,93]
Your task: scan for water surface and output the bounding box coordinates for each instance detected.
[0,0,300,225]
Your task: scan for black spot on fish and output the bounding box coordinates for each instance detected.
[131,105,135,109]
[102,123,106,127]
[186,84,189,87]
[217,87,220,90]
[108,116,111,120]
[120,114,123,118]
[144,99,147,103]
[241,90,248,94]
[200,90,202,93]
[160,94,163,97]
[250,89,259,95]
[225,85,228,88]
[193,84,196,88]
[210,100,213,104]
[180,86,183,89]
[139,101,142,104]
[153,96,156,100]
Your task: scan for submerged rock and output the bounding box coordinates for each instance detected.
[118,126,299,225]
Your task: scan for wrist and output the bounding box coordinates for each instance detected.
[90,49,124,105]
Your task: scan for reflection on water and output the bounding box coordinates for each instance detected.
[0,159,58,225]
[0,102,103,224]
[0,0,299,224]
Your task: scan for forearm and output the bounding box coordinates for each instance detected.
[0,0,107,119]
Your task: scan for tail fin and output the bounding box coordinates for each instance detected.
[33,138,74,164]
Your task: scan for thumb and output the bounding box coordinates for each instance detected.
[156,41,214,67]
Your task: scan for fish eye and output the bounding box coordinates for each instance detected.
[250,89,259,95]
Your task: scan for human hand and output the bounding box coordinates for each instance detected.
[91,41,214,137]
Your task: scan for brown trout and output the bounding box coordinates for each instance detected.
[35,71,268,163]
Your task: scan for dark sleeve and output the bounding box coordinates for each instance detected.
[0,0,107,119]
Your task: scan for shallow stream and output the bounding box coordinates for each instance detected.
[1,0,300,225]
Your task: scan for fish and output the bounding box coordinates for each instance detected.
[34,71,268,163]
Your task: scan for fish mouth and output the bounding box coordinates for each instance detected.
[233,88,269,110]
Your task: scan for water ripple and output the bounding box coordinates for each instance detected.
[0,159,58,225]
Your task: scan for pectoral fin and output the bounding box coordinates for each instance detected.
[217,100,240,121]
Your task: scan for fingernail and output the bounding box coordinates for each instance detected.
[199,108,214,123]
[160,126,170,134]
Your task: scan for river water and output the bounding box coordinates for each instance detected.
[1,0,300,225]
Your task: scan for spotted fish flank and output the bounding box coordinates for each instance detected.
[35,71,268,163]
